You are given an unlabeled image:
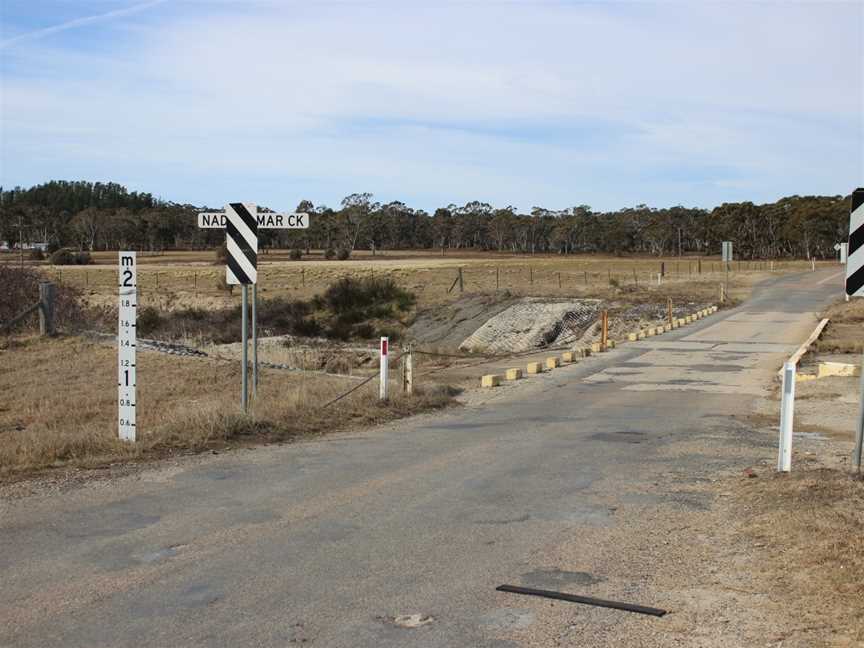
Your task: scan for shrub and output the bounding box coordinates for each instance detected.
[137,306,163,336]
[29,248,45,261]
[49,249,76,265]
[324,248,336,260]
[289,248,302,261]
[336,248,350,261]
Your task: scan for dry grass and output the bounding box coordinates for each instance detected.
[815,298,864,354]
[0,336,453,480]
[17,250,819,313]
[734,464,864,642]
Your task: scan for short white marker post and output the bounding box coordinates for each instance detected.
[118,252,137,442]
[379,337,389,401]
[777,361,795,472]
[852,351,864,472]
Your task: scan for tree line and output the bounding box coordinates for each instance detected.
[0,180,852,259]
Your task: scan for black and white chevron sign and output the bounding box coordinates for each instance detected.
[226,202,258,285]
[845,188,864,296]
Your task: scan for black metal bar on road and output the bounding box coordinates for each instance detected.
[496,584,667,617]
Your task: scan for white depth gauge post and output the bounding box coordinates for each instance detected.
[118,252,137,441]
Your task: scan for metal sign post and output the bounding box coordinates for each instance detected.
[197,204,309,410]
[118,252,137,441]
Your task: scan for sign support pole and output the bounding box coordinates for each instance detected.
[253,282,259,396]
[242,285,249,412]
[853,350,864,472]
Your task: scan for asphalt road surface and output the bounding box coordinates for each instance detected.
[0,269,844,647]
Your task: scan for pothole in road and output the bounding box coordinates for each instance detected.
[382,614,435,629]
[520,568,604,589]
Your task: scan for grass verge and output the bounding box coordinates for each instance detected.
[734,463,864,642]
[0,336,454,481]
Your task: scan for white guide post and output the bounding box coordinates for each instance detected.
[777,361,795,472]
[379,337,389,401]
[118,252,137,442]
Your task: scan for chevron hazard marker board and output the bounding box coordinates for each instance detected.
[845,188,864,296]
[225,202,258,285]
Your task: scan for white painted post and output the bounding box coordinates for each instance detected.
[852,351,864,473]
[777,361,795,472]
[656,273,661,285]
[811,258,816,272]
[405,345,414,395]
[118,252,137,442]
[379,336,389,401]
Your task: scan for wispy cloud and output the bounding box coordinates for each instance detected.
[0,0,169,50]
[0,2,861,211]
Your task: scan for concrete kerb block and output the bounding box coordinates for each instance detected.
[481,374,501,388]
[607,340,616,349]
[562,351,578,363]
[637,331,646,340]
[627,333,638,342]
[817,362,860,378]
[646,328,656,337]
[590,342,603,353]
[546,356,561,369]
[526,361,543,375]
[677,318,685,326]
[505,368,523,380]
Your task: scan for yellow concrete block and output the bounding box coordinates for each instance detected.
[582,347,592,357]
[637,331,646,340]
[607,340,616,349]
[481,374,501,388]
[678,318,686,326]
[664,324,672,332]
[671,322,679,329]
[646,328,656,337]
[505,368,523,380]
[546,356,561,369]
[796,373,817,382]
[817,362,860,378]
[526,361,543,375]
[627,332,638,342]
[685,316,692,324]
[590,342,602,353]
[562,351,577,363]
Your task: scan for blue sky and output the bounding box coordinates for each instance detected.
[1,0,862,213]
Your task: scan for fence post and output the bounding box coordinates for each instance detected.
[403,344,414,395]
[38,282,56,336]
[777,361,795,472]
[558,272,562,289]
[458,267,464,292]
[379,337,389,401]
[601,310,608,350]
[496,267,500,290]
